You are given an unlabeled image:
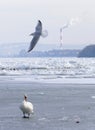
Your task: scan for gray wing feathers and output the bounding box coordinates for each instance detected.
[28,20,42,52]
[28,35,40,52]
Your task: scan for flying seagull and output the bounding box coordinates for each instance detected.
[28,20,42,52]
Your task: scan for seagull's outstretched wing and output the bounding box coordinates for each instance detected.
[28,35,41,52]
[28,20,42,52]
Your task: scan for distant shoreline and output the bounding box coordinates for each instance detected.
[0,76,95,85]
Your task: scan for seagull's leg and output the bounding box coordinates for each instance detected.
[23,112,26,118]
[28,113,30,118]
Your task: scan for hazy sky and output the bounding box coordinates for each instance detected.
[0,0,95,49]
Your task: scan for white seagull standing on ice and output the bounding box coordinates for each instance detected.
[20,95,34,118]
[28,20,42,52]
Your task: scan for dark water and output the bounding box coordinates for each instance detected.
[0,81,95,130]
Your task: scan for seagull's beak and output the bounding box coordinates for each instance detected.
[24,95,27,101]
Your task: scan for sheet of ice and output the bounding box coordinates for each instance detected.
[0,57,95,84]
[0,82,95,130]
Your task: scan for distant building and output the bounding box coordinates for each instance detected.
[18,49,80,57]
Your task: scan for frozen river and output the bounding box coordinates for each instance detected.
[0,81,95,130]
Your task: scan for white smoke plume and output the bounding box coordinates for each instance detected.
[61,17,82,30]
[60,16,82,47]
[69,17,82,26]
[62,23,69,29]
